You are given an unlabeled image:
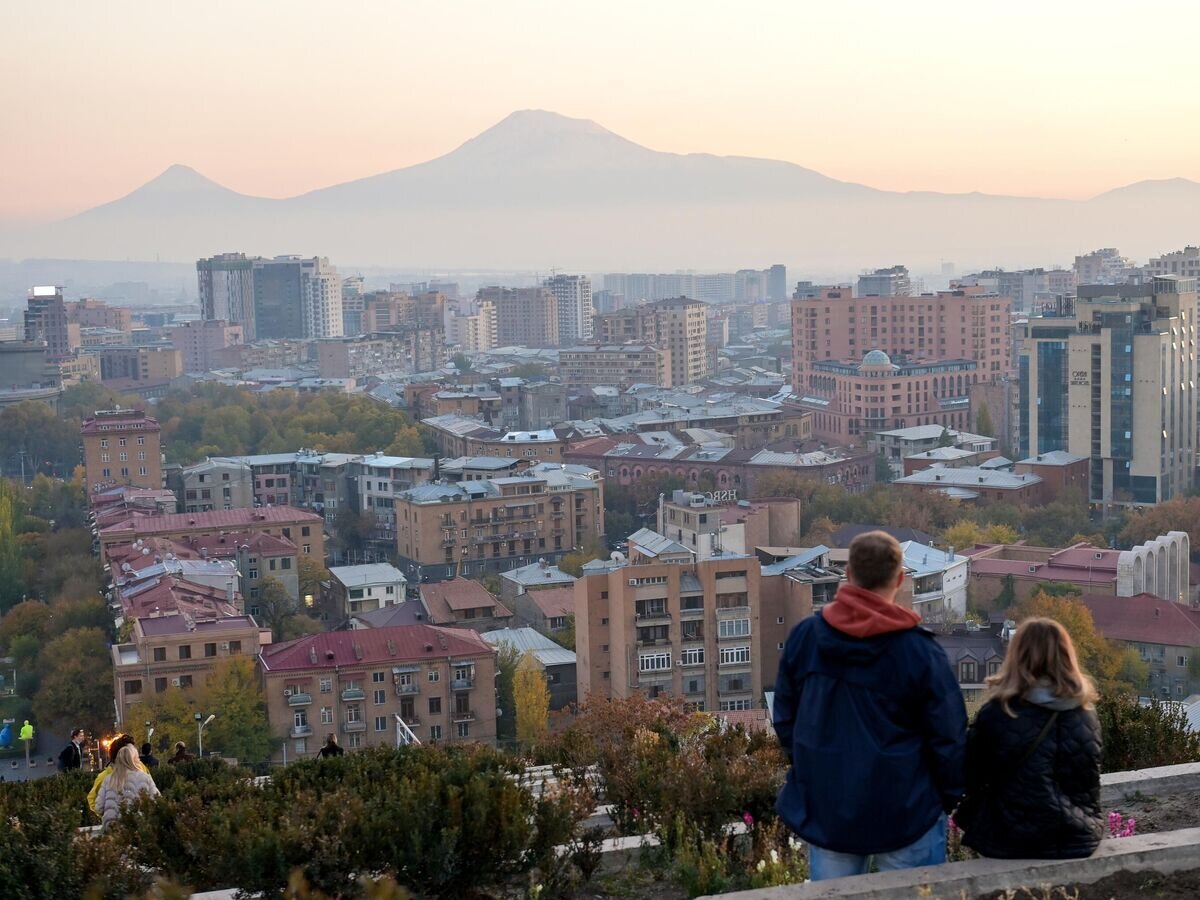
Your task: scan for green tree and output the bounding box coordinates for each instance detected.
[130,684,204,753]
[942,520,983,550]
[257,576,299,641]
[937,427,954,448]
[32,627,114,734]
[874,451,893,484]
[494,641,522,742]
[975,403,995,439]
[450,353,473,372]
[204,657,276,763]
[514,651,549,748]
[1021,489,1094,548]
[995,574,1016,610]
[981,523,1019,545]
[1097,694,1200,772]
[556,536,607,577]
[299,558,331,608]
[0,487,26,612]
[0,599,53,653]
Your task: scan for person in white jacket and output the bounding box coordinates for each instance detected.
[96,743,160,828]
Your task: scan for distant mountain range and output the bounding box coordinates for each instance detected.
[8,110,1200,271]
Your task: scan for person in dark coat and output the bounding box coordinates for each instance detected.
[168,741,195,765]
[58,728,85,771]
[139,742,159,769]
[773,531,967,881]
[317,734,345,758]
[958,617,1103,859]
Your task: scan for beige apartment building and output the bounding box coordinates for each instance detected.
[258,624,497,761]
[478,286,559,347]
[81,408,163,491]
[112,614,271,727]
[66,298,133,333]
[558,344,672,390]
[166,320,245,373]
[575,529,763,712]
[458,300,498,353]
[393,462,604,580]
[594,297,708,386]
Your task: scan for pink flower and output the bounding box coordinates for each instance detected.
[742,812,755,827]
[630,807,640,820]
[1121,818,1136,838]
[948,816,959,832]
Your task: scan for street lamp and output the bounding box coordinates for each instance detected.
[195,713,215,757]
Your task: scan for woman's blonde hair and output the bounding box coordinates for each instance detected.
[108,742,141,792]
[985,617,1098,716]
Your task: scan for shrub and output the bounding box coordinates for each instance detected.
[1097,693,1200,772]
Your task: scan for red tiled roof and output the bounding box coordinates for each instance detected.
[527,586,574,619]
[120,575,241,621]
[422,578,513,616]
[1079,593,1200,648]
[102,505,322,534]
[1047,547,1120,571]
[260,623,494,671]
[80,411,160,434]
[179,531,296,558]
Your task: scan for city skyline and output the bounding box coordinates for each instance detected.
[6,0,1200,222]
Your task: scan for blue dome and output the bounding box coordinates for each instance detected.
[861,349,892,366]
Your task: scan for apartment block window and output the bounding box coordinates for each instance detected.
[429,697,442,715]
[124,680,142,696]
[295,739,307,755]
[428,670,440,683]
[639,652,671,672]
[179,675,193,688]
[1179,655,1188,668]
[294,710,308,729]
[178,645,192,660]
[719,699,753,711]
[302,545,311,555]
[282,558,292,569]
[205,643,217,658]
[346,705,362,724]
[375,716,387,733]
[302,526,311,537]
[681,647,704,667]
[229,641,241,654]
[153,647,166,662]
[373,689,386,705]
[154,677,167,693]
[718,618,751,639]
[319,677,332,693]
[719,646,751,666]
[457,722,470,738]
[348,733,363,749]
[430,725,442,741]
[320,707,333,725]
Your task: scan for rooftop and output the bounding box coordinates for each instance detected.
[524,585,575,620]
[479,627,577,668]
[421,578,513,621]
[1017,450,1089,466]
[260,623,494,671]
[328,563,408,589]
[101,505,323,535]
[1080,593,1200,648]
[500,560,577,588]
[894,465,1042,490]
[347,602,430,629]
[138,614,262,637]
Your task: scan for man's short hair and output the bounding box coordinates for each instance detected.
[141,742,152,755]
[847,531,903,591]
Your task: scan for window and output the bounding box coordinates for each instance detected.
[428,670,440,683]
[179,675,193,688]
[639,652,671,672]
[346,705,362,723]
[319,677,332,693]
[153,647,166,662]
[719,646,751,666]
[178,645,192,660]
[154,677,167,693]
[681,647,704,667]
[229,641,241,654]
[124,680,142,695]
[372,671,386,683]
[295,739,307,755]
[719,699,753,711]
[718,618,751,639]
[430,725,442,741]
[302,545,311,555]
[429,697,442,715]
[1179,655,1188,668]
[373,689,386,705]
[294,710,308,728]
[375,716,388,732]
[348,733,363,748]
[282,558,292,570]
[960,661,977,683]
[205,643,217,658]
[320,706,333,724]
[457,722,470,738]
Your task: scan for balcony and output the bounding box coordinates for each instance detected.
[398,714,420,728]
[635,608,670,623]
[396,682,420,696]
[341,720,367,734]
[679,606,704,619]
[451,676,475,690]
[442,536,457,547]
[716,605,751,618]
[636,638,670,648]
[286,691,312,706]
[340,687,366,702]
[290,724,313,738]
[451,709,475,723]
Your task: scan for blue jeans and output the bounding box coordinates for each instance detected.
[808,814,947,881]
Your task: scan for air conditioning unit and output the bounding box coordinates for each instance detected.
[171,678,181,687]
[284,688,293,697]
[220,642,230,651]
[628,579,638,586]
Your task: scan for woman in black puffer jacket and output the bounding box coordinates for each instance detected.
[957,617,1104,859]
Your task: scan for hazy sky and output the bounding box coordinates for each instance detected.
[5,0,1200,222]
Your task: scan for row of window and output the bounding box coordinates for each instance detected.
[638,646,751,672]
[151,640,243,662]
[98,436,146,447]
[293,720,470,755]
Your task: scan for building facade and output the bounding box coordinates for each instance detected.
[253,256,343,340]
[594,297,708,386]
[546,274,593,344]
[258,625,497,760]
[1018,277,1198,506]
[198,253,257,340]
[558,344,671,390]
[167,320,245,373]
[81,408,163,491]
[479,286,559,348]
[25,286,80,360]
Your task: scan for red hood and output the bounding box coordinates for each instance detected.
[822,583,921,638]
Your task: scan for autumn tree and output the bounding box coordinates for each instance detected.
[130,684,205,753]
[32,627,114,734]
[257,576,299,641]
[204,657,276,763]
[494,641,522,742]
[981,523,1019,545]
[942,520,983,550]
[513,651,550,748]
[556,536,607,577]
[299,557,331,607]
[0,599,52,654]
[1015,591,1143,693]
[975,403,995,439]
[1119,497,1200,550]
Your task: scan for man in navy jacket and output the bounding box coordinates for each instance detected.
[773,531,966,881]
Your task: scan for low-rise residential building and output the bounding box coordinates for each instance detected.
[870,424,996,479]
[499,559,577,602]
[328,563,408,618]
[393,463,604,580]
[112,614,270,727]
[510,585,574,636]
[930,619,1012,707]
[99,506,326,567]
[117,573,243,622]
[656,490,803,559]
[259,624,498,760]
[177,458,255,512]
[1080,593,1200,700]
[481,627,577,710]
[558,344,672,390]
[893,464,1044,504]
[1014,451,1090,501]
[350,454,437,543]
[419,578,514,630]
[900,542,969,623]
[422,414,569,461]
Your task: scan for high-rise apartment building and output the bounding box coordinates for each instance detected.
[477,286,559,348]
[593,297,708,386]
[458,300,498,353]
[24,286,80,360]
[857,265,912,298]
[1018,276,1198,506]
[767,264,787,302]
[197,253,257,340]
[1073,248,1133,285]
[166,320,245,373]
[558,344,671,390]
[81,408,163,490]
[252,256,342,340]
[546,275,593,344]
[65,298,133,333]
